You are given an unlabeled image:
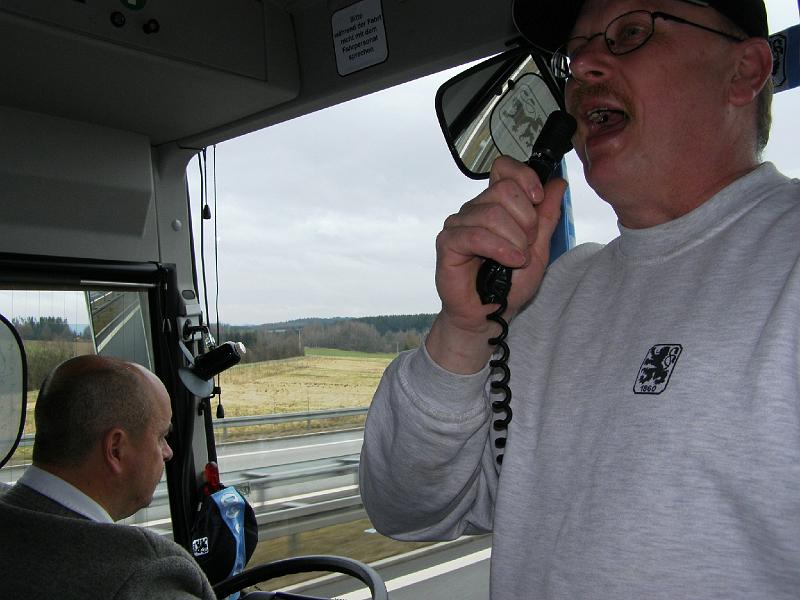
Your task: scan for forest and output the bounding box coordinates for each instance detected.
[15,313,436,388]
[213,313,435,362]
[12,316,90,342]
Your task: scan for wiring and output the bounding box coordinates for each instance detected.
[486,300,512,465]
[476,260,513,465]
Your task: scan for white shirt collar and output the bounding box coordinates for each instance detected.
[18,465,114,523]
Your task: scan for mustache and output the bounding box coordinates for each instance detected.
[567,82,633,118]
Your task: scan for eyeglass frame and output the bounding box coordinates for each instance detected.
[550,9,746,81]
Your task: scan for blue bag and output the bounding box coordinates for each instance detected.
[190,485,258,591]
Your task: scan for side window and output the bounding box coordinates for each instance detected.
[185,69,491,590]
[0,289,163,528]
[87,291,154,371]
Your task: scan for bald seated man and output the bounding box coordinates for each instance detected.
[0,355,216,600]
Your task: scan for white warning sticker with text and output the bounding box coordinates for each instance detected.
[332,0,388,76]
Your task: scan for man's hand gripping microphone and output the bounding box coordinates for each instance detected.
[476,110,578,304]
[476,110,577,464]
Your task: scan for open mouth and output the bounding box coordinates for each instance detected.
[587,107,628,128]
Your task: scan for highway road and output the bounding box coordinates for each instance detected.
[3,430,363,529]
[214,431,494,598]
[119,429,364,529]
[213,431,493,599]
[279,535,493,599]
[216,429,363,471]
[3,428,495,598]
[0,429,362,485]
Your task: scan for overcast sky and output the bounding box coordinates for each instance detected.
[187,1,799,326]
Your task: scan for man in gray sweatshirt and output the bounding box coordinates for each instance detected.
[360,0,800,598]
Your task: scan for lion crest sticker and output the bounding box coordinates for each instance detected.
[634,345,682,394]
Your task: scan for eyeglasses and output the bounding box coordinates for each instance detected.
[551,10,745,80]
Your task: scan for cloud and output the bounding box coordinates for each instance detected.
[189,72,492,324]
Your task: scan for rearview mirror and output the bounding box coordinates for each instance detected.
[0,314,27,470]
[435,46,565,179]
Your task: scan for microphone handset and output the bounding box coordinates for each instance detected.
[475,110,577,464]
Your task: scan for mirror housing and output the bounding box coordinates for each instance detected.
[434,46,577,265]
[435,46,565,179]
[0,314,27,470]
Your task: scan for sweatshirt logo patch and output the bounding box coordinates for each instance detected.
[191,536,210,556]
[633,345,682,394]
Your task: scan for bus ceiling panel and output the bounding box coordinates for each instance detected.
[178,0,519,148]
[0,0,300,145]
[0,106,159,263]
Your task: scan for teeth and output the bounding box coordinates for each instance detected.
[588,108,611,124]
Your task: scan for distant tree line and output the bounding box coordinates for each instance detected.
[213,313,435,362]
[211,326,303,363]
[12,317,91,390]
[13,316,90,342]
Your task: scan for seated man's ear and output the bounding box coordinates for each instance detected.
[729,37,773,106]
[102,428,128,475]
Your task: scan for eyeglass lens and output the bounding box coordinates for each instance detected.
[552,10,655,79]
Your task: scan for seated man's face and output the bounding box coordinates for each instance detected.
[124,370,174,518]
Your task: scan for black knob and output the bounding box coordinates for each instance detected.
[142,19,160,34]
[110,11,126,28]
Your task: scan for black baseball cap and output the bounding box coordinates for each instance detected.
[512,0,769,52]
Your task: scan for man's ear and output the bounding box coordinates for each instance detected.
[729,38,773,106]
[102,427,128,475]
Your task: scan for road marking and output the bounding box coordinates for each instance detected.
[220,437,362,459]
[131,485,359,528]
[293,547,492,600]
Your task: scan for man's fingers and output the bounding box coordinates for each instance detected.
[436,225,526,270]
[442,176,568,270]
[489,155,545,204]
[528,178,567,262]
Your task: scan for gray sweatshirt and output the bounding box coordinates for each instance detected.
[360,163,800,599]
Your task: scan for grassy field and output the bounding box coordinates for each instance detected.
[304,347,397,360]
[219,348,393,414]
[214,348,393,440]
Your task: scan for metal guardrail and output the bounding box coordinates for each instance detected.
[233,458,364,541]
[140,458,364,541]
[17,409,370,541]
[18,407,369,447]
[240,458,359,485]
[212,407,368,441]
[147,490,366,542]
[255,493,366,541]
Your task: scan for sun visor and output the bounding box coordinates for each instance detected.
[0,106,158,262]
[0,0,300,144]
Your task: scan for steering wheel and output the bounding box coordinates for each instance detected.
[212,554,388,600]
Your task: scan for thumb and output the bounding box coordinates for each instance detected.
[530,177,568,265]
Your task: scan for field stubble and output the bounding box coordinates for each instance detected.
[215,351,392,440]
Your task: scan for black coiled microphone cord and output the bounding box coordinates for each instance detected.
[487,299,512,464]
[476,259,514,465]
[474,110,577,465]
